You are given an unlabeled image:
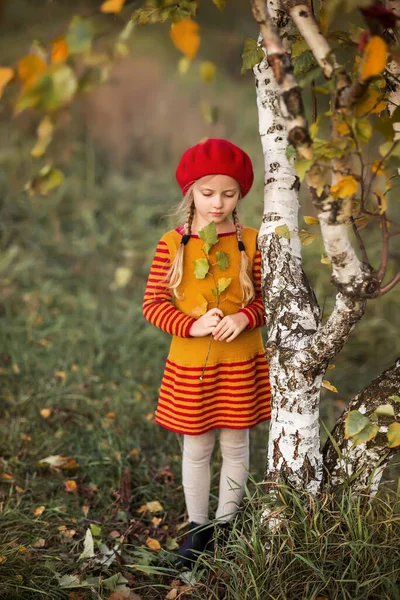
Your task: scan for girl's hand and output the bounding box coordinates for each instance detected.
[213,313,249,343]
[189,308,224,337]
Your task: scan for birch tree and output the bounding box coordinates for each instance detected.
[1,0,399,496]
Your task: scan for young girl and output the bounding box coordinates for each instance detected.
[142,138,271,568]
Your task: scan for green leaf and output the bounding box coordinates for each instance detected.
[291,39,309,59]
[66,16,94,54]
[79,528,95,560]
[216,250,229,270]
[199,61,217,83]
[322,0,373,28]
[198,221,218,254]
[293,50,316,78]
[387,422,400,448]
[374,116,394,141]
[294,158,313,181]
[389,395,400,403]
[354,119,372,144]
[59,574,92,589]
[193,258,209,279]
[217,277,231,294]
[345,410,371,438]
[275,224,291,239]
[352,422,379,446]
[90,523,102,537]
[212,0,228,10]
[241,38,264,75]
[373,404,395,418]
[165,537,179,551]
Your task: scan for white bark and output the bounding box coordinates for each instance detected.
[254,5,323,492]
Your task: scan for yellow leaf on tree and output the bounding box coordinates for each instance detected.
[0,67,14,99]
[331,176,358,199]
[100,0,126,13]
[17,54,47,90]
[360,36,388,82]
[170,20,200,60]
[199,61,217,83]
[303,216,319,225]
[356,90,386,116]
[322,380,338,393]
[374,190,388,214]
[336,121,350,135]
[146,536,161,551]
[51,37,69,64]
[64,479,77,492]
[31,116,54,158]
[191,293,208,318]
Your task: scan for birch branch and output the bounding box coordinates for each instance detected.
[250,0,313,159]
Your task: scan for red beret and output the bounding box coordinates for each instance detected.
[175,138,254,198]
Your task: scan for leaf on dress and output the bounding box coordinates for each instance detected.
[191,294,208,317]
[194,258,209,279]
[216,250,229,270]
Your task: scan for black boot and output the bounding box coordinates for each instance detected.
[204,521,232,554]
[174,521,213,570]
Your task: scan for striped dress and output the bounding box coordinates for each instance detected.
[142,224,271,435]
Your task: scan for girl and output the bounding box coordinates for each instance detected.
[142,138,271,568]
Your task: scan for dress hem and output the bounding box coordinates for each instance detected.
[155,415,271,436]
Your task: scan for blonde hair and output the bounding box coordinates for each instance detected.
[162,183,255,308]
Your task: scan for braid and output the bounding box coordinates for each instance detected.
[163,189,195,299]
[232,208,255,307]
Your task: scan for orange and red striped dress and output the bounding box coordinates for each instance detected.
[142,224,271,435]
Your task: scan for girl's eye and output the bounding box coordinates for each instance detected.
[202,192,213,196]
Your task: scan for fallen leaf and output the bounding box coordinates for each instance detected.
[32,538,46,548]
[40,408,52,419]
[65,480,78,492]
[33,505,46,516]
[165,590,178,600]
[37,455,79,470]
[146,500,163,513]
[12,363,20,374]
[54,370,67,381]
[79,528,95,560]
[145,537,161,551]
[152,517,162,528]
[2,473,13,480]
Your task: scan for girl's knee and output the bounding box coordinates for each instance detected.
[183,430,216,463]
[219,428,249,461]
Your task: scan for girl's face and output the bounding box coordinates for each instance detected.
[192,174,240,230]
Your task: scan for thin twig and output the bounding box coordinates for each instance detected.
[377,211,390,282]
[350,216,370,266]
[377,271,400,296]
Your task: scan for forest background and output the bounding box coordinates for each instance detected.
[0,0,399,598]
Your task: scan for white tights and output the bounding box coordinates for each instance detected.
[182,428,249,525]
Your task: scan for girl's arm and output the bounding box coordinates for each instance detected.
[237,249,266,330]
[142,239,197,337]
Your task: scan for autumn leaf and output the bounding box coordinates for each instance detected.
[113,267,132,288]
[17,54,47,90]
[298,230,319,246]
[191,293,208,318]
[33,505,46,516]
[146,536,161,551]
[37,455,79,470]
[31,116,54,158]
[65,480,78,492]
[79,528,95,560]
[275,224,291,239]
[170,20,200,60]
[356,89,386,116]
[146,500,164,512]
[199,61,216,82]
[217,277,231,295]
[352,422,379,446]
[360,36,388,82]
[322,380,338,393]
[194,258,209,279]
[2,473,13,480]
[374,190,388,214]
[387,422,400,448]
[0,67,14,99]
[373,404,395,417]
[101,0,126,13]
[303,216,319,225]
[178,56,191,75]
[51,37,69,64]
[40,408,52,418]
[330,176,358,198]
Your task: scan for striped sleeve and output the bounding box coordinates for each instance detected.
[142,239,197,338]
[238,249,266,330]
